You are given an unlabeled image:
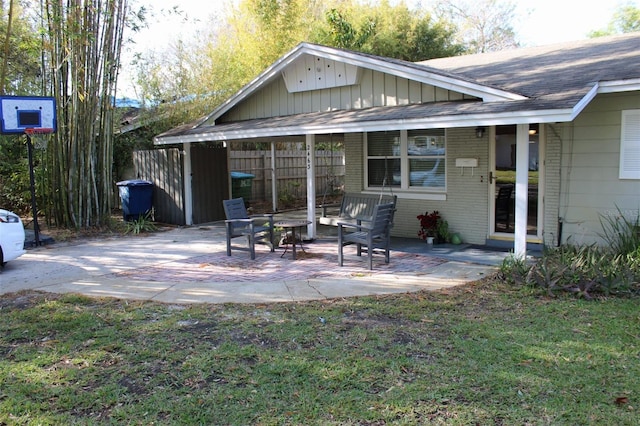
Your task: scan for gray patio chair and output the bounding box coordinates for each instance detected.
[338,202,395,270]
[223,198,274,260]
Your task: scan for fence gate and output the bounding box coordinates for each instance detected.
[191,145,229,224]
[133,148,185,225]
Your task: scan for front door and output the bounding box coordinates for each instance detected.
[489,125,544,240]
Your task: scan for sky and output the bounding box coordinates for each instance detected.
[118,0,637,98]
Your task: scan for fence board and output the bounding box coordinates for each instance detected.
[133,148,185,225]
[229,150,345,202]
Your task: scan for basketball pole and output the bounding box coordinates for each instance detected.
[26,133,40,246]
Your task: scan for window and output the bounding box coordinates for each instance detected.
[367,131,401,187]
[366,129,446,190]
[620,110,640,179]
[408,129,446,189]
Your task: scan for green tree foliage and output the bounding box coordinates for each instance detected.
[0,0,41,95]
[315,1,463,61]
[320,7,376,50]
[588,2,640,37]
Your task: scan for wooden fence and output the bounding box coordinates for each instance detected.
[230,150,345,202]
[131,148,345,224]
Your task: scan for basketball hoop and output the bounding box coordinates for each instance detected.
[24,127,54,135]
[25,128,53,150]
[0,97,57,247]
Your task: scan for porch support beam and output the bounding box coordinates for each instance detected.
[270,142,277,211]
[514,124,529,258]
[183,142,193,226]
[306,134,317,239]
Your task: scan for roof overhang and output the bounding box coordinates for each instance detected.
[154,105,576,145]
[154,76,640,146]
[596,78,640,94]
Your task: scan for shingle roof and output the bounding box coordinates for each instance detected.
[418,33,640,100]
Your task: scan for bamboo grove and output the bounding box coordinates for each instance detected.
[41,0,127,228]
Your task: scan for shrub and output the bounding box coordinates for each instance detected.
[125,213,157,235]
[599,206,640,255]
[501,209,640,299]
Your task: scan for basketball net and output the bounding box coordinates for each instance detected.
[25,128,53,150]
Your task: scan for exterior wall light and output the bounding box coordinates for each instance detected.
[475,127,485,138]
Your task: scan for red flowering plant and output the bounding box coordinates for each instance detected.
[417,210,441,240]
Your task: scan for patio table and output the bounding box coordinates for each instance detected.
[275,219,311,260]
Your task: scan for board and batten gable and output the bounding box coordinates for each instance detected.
[559,91,640,245]
[217,67,478,123]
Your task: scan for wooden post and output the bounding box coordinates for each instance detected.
[306,135,316,239]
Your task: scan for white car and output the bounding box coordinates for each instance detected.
[0,209,26,269]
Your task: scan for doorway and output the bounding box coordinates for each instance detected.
[489,125,544,240]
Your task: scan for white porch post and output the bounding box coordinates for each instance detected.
[271,142,277,211]
[183,142,193,226]
[514,124,529,258]
[306,134,317,239]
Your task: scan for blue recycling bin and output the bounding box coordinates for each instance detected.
[116,179,153,221]
[230,171,255,201]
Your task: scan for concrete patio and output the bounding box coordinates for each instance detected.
[1,217,511,304]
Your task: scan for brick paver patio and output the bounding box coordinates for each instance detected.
[110,239,447,283]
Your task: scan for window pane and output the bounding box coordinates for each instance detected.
[408,132,445,156]
[368,158,401,186]
[368,131,400,156]
[410,158,445,188]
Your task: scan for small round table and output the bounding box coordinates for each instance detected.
[274,219,311,260]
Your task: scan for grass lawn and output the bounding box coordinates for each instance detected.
[495,169,539,185]
[1,280,638,425]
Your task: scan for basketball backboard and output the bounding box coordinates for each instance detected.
[0,96,56,134]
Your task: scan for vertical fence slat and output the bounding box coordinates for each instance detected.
[229,150,345,202]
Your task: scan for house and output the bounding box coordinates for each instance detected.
[154,32,640,258]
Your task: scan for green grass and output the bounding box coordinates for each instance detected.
[495,169,539,185]
[1,282,639,425]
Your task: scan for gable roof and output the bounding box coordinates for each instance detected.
[155,32,640,145]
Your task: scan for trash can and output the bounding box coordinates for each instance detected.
[230,171,255,201]
[116,179,153,221]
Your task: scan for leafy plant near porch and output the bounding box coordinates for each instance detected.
[417,210,450,243]
[500,208,640,298]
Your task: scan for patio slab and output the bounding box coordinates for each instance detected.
[1,222,505,304]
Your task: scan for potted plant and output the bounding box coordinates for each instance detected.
[417,210,450,244]
[417,210,440,244]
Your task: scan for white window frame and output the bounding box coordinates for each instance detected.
[620,109,640,179]
[364,129,447,192]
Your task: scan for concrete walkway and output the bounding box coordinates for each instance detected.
[0,223,504,304]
